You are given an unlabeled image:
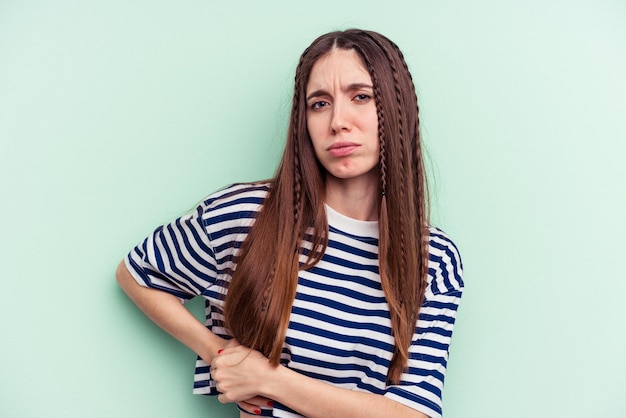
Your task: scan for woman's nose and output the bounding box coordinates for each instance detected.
[330,102,351,134]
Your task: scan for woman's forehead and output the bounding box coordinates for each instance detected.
[306,49,371,92]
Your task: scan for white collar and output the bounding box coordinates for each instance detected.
[324,204,379,238]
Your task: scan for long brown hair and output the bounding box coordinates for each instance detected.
[224,29,429,385]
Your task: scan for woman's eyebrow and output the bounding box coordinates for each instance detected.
[306,83,374,101]
[345,83,373,92]
[306,89,328,101]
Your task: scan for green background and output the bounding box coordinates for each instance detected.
[1,1,624,417]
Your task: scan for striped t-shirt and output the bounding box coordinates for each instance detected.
[125,182,464,418]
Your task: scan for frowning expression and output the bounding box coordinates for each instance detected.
[305,49,380,186]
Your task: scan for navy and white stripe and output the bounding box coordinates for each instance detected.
[126,183,464,418]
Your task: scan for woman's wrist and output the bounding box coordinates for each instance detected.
[193,330,227,364]
[260,363,296,402]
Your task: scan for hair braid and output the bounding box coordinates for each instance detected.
[389,42,423,214]
[292,102,305,253]
[371,70,388,194]
[292,73,304,237]
[390,41,429,287]
[379,38,410,289]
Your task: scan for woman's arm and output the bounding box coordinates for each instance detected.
[116,261,225,364]
[117,262,272,414]
[212,344,429,418]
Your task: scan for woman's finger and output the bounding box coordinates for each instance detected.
[237,400,261,415]
[244,395,273,408]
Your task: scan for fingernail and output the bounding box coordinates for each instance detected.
[267,400,273,407]
[254,409,261,415]
[217,349,224,354]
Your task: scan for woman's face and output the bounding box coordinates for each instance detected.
[305,48,380,188]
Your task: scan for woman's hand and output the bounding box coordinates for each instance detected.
[211,340,276,414]
[213,341,428,418]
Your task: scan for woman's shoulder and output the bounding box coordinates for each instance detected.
[201,182,270,210]
[194,181,271,228]
[426,226,464,295]
[427,227,461,256]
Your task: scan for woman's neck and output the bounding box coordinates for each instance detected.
[324,175,379,221]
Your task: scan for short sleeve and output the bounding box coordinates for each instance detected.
[384,228,464,418]
[124,204,219,302]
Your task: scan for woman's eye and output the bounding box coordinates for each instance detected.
[354,93,372,102]
[311,101,329,110]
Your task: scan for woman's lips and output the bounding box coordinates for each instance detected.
[327,142,359,157]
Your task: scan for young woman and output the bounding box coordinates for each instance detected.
[117,29,464,418]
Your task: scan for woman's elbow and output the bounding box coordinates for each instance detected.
[116,260,133,289]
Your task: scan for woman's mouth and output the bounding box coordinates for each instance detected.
[327,142,360,157]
